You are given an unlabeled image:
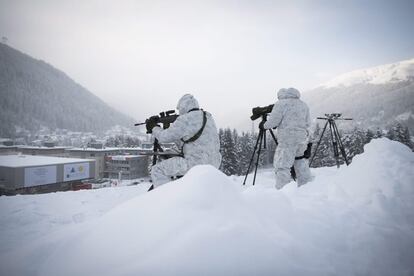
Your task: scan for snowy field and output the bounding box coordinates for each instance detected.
[1,138,413,276]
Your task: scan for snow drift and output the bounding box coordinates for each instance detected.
[1,138,413,276]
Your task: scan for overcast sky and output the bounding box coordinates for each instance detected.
[1,0,414,131]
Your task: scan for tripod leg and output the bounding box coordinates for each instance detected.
[328,121,340,168]
[269,129,278,145]
[252,131,264,186]
[332,121,350,166]
[243,130,262,185]
[309,121,329,166]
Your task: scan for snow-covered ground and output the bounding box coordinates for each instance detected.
[1,138,413,276]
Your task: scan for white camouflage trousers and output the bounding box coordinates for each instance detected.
[151,157,189,188]
[274,132,313,189]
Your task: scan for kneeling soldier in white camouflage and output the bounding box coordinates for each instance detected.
[148,94,222,188]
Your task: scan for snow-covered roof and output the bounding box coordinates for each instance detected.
[18,146,69,150]
[0,145,18,149]
[109,155,146,161]
[66,147,123,152]
[66,147,144,152]
[0,155,95,168]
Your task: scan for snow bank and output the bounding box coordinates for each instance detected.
[1,138,413,276]
[40,166,286,276]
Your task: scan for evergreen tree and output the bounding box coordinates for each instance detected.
[263,132,276,167]
[387,122,413,149]
[235,132,252,175]
[219,128,238,175]
[312,123,322,141]
[365,129,375,144]
[310,125,333,167]
[232,129,239,146]
[374,128,383,139]
[343,127,366,161]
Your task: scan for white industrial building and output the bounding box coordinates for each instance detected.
[0,155,95,194]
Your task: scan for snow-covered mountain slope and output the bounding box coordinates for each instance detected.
[1,138,413,276]
[321,59,414,88]
[302,58,414,132]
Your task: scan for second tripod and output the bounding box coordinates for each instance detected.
[243,120,278,186]
[309,113,352,168]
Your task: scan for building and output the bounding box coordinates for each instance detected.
[1,142,162,183]
[65,146,153,179]
[0,145,19,156]
[105,155,149,180]
[0,143,68,157]
[65,147,124,179]
[0,155,95,194]
[17,146,68,157]
[0,138,14,146]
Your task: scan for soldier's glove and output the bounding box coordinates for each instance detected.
[259,120,266,130]
[146,116,160,134]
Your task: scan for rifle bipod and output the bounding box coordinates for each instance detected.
[147,139,184,192]
[147,138,163,192]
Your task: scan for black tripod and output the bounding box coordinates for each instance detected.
[309,113,352,168]
[243,116,279,186]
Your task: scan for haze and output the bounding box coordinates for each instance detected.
[1,0,414,131]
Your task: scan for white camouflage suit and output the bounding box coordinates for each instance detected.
[263,88,313,189]
[151,94,222,187]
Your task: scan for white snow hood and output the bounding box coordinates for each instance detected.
[1,138,413,276]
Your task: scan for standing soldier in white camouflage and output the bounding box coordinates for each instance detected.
[260,88,313,189]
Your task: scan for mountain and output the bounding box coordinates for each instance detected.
[302,58,414,133]
[0,43,135,137]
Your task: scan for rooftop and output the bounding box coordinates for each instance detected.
[0,145,18,149]
[66,147,143,152]
[109,155,147,161]
[18,146,69,150]
[0,155,94,168]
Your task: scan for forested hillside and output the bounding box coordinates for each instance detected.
[0,43,134,136]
